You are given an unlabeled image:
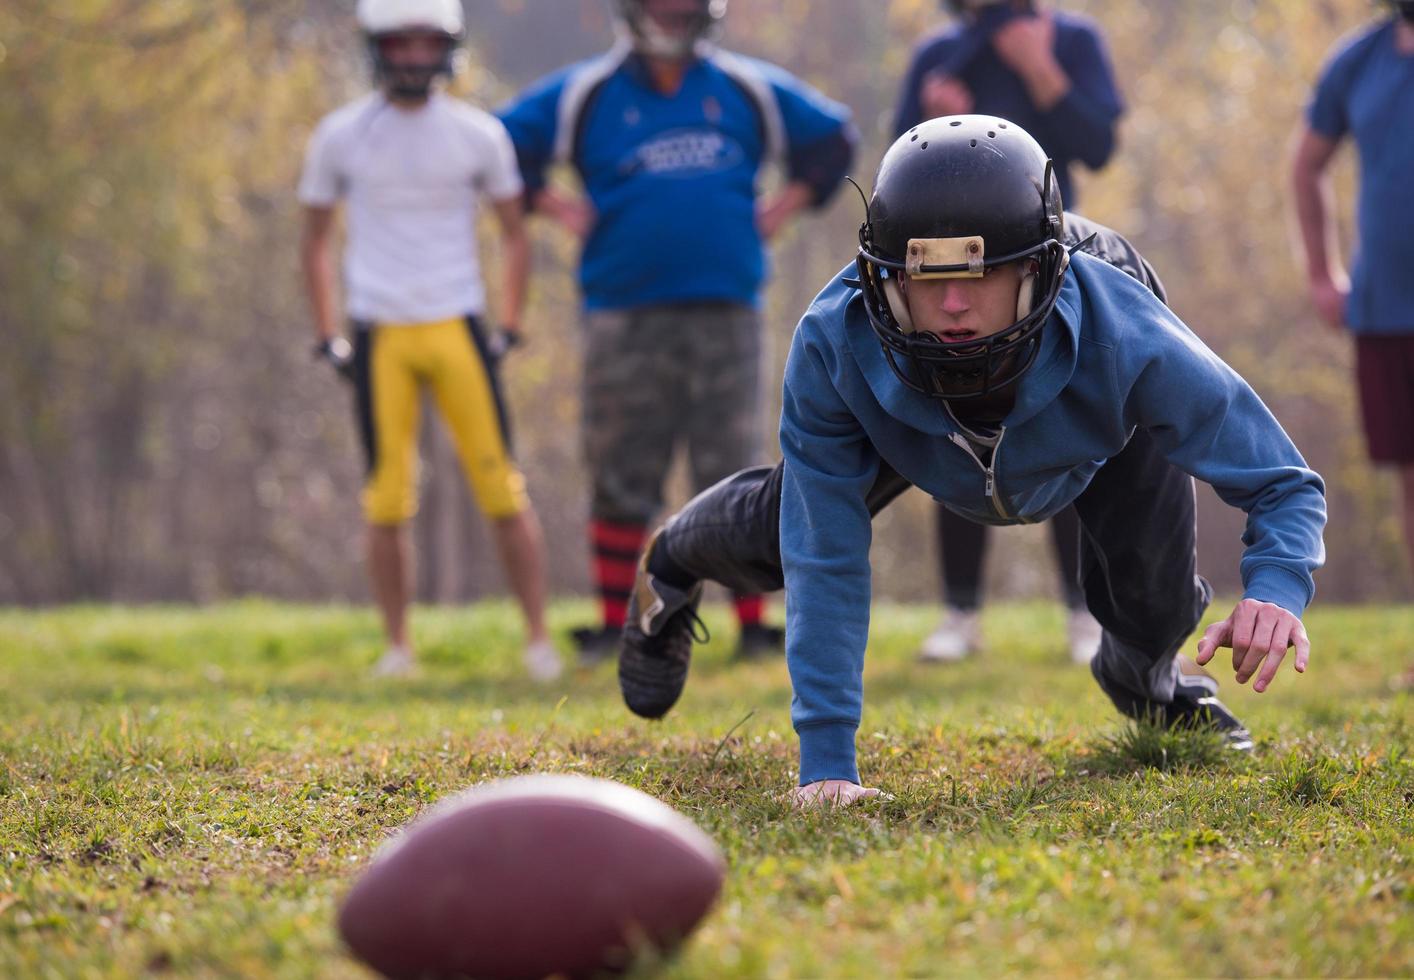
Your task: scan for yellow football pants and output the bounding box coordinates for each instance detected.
[355,317,527,525]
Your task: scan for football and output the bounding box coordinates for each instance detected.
[338,774,727,979]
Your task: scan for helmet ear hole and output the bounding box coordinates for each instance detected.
[883,277,915,333]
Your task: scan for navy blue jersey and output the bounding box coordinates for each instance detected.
[892,10,1122,207]
[1308,19,1414,334]
[499,44,855,311]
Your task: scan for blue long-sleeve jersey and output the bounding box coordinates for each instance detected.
[498,44,856,311]
[779,253,1327,785]
[892,10,1123,207]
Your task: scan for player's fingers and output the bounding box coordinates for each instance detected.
[1195,619,1230,666]
[789,785,822,809]
[1252,621,1293,693]
[1293,624,1311,673]
[1237,608,1279,684]
[1229,603,1259,673]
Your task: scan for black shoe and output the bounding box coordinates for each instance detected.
[1168,657,1254,751]
[618,530,707,719]
[1111,656,1254,752]
[571,625,619,666]
[735,622,785,660]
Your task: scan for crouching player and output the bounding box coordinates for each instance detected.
[615,116,1327,806]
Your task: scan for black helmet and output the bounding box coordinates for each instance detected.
[855,114,1067,401]
[614,0,727,58]
[942,0,1033,18]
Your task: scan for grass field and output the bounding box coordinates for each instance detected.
[1,601,1411,978]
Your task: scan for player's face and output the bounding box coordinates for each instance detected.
[641,0,707,39]
[899,260,1029,345]
[377,32,451,71]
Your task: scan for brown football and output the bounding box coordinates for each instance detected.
[338,775,726,979]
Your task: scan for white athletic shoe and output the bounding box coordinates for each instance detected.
[523,638,562,683]
[1067,609,1103,665]
[918,609,981,663]
[372,646,418,678]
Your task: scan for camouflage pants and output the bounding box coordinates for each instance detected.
[582,302,764,524]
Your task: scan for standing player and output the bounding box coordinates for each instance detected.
[616,118,1326,806]
[1291,1,1414,644]
[498,0,856,662]
[894,0,1124,665]
[300,0,559,681]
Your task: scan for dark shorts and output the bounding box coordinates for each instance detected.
[1355,334,1414,464]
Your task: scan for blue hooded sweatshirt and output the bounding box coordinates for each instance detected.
[779,252,1327,785]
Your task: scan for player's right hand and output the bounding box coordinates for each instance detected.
[536,187,596,240]
[314,336,354,380]
[556,197,596,240]
[1308,274,1348,331]
[485,327,522,362]
[791,779,881,810]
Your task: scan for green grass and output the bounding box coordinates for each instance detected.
[1,601,1411,978]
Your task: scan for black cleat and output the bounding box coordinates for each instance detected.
[618,530,707,719]
[1110,656,1254,752]
[570,625,620,666]
[735,622,785,660]
[1167,656,1254,751]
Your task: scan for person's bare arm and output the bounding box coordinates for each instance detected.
[301,206,340,343]
[1290,126,1348,330]
[491,195,530,338]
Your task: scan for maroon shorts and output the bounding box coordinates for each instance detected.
[1355,334,1414,463]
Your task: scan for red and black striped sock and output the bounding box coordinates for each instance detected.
[590,519,648,630]
[733,594,764,627]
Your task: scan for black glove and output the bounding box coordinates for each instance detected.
[485,328,522,363]
[314,337,354,380]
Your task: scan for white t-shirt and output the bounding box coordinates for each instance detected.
[298,92,524,325]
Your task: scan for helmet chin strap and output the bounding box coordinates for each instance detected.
[385,76,437,99]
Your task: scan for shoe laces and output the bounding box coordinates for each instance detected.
[679,606,710,644]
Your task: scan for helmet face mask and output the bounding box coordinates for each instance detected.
[856,115,1068,402]
[614,0,727,59]
[356,0,465,99]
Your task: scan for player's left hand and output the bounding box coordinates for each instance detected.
[791,780,881,810]
[1195,598,1310,694]
[990,11,1057,75]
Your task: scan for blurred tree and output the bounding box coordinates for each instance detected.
[0,0,338,600]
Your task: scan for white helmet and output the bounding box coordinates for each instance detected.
[356,0,464,99]
[356,0,465,38]
[613,0,726,59]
